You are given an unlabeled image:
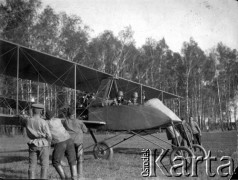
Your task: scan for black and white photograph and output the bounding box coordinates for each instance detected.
[0,0,238,179]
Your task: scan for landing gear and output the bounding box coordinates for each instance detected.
[93,142,113,160]
[89,128,114,160]
[170,146,194,168]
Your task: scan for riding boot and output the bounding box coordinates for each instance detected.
[28,170,35,179]
[77,161,83,178]
[54,165,66,179]
[70,164,78,180]
[40,168,48,179]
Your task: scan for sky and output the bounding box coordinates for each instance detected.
[41,0,238,53]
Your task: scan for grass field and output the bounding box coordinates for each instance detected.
[0,130,237,179]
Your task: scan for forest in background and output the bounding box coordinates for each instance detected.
[0,0,238,131]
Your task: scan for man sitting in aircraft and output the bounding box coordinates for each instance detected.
[142,91,148,104]
[128,91,139,105]
[111,91,127,106]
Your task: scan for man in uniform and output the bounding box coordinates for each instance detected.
[165,125,181,149]
[20,103,52,179]
[189,117,202,145]
[63,108,88,178]
[46,109,78,180]
[176,118,193,147]
[142,91,147,104]
[128,91,139,105]
[111,91,127,105]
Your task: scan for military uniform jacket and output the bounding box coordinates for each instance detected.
[63,118,88,146]
[190,121,201,135]
[21,115,52,147]
[166,125,180,140]
[48,118,71,144]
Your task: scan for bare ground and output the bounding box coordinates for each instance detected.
[0,130,237,179]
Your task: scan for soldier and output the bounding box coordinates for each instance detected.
[128,91,139,105]
[189,117,202,145]
[111,91,127,105]
[63,108,88,178]
[46,109,77,180]
[58,104,69,118]
[165,125,181,149]
[142,91,147,104]
[20,103,52,179]
[176,118,193,147]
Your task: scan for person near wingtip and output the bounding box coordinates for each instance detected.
[165,125,181,149]
[176,118,193,147]
[189,116,202,145]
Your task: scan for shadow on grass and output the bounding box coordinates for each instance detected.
[0,156,28,164]
[84,147,146,155]
[0,167,27,179]
[114,147,146,154]
[0,149,28,153]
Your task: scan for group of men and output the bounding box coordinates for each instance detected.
[166,116,202,148]
[111,90,146,106]
[20,103,87,180]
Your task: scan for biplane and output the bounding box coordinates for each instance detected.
[0,39,206,164]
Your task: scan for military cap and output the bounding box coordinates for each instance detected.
[32,103,44,109]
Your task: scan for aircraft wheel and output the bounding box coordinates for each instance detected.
[93,142,113,160]
[192,144,207,159]
[170,146,194,169]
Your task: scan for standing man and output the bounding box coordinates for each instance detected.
[189,117,202,145]
[176,118,193,147]
[165,125,181,149]
[63,108,88,178]
[20,103,52,179]
[46,109,77,180]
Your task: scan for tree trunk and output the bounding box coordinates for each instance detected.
[198,78,202,129]
[234,105,237,130]
[217,78,223,131]
[186,74,189,119]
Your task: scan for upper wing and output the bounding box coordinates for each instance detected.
[0,39,112,93]
[0,39,181,100]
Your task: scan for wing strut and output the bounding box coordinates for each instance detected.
[89,129,98,143]
[16,45,19,115]
[74,64,77,117]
